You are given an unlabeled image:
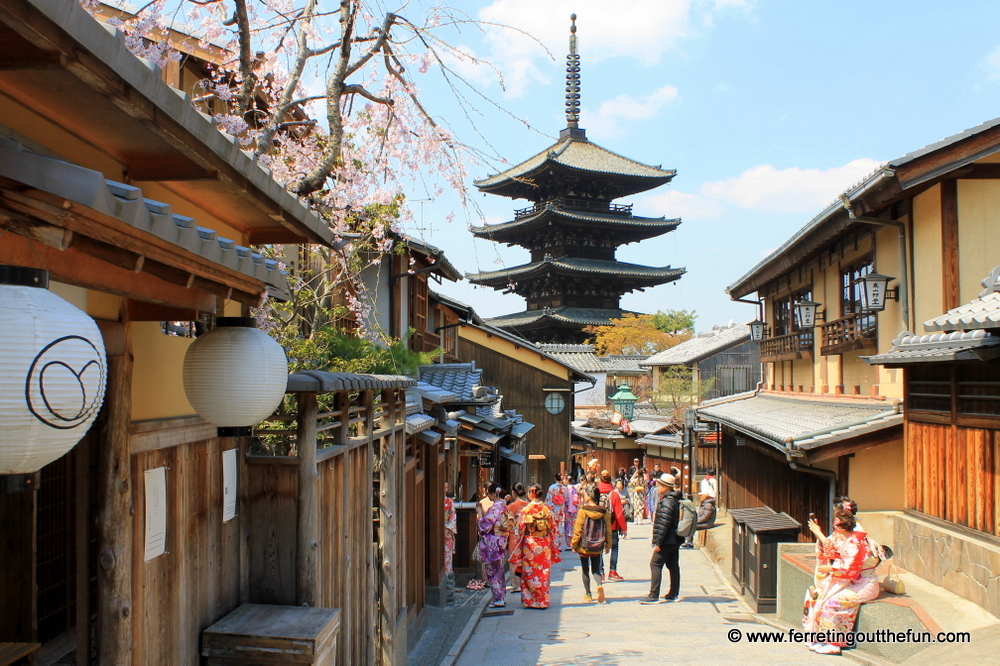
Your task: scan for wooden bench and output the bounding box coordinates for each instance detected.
[0,643,40,666]
[202,604,341,665]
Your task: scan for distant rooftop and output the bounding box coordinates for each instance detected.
[643,323,751,367]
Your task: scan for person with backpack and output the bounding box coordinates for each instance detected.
[595,470,627,581]
[640,474,686,604]
[571,484,612,603]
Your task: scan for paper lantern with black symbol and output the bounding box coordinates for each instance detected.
[0,266,108,475]
[182,317,288,436]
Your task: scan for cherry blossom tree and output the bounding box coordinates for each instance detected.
[83,0,540,350]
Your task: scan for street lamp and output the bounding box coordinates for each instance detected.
[859,271,897,312]
[794,299,822,329]
[749,319,766,342]
[609,382,639,420]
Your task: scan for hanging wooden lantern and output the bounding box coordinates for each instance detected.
[0,265,107,476]
[182,317,288,436]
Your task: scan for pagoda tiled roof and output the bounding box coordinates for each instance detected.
[475,135,675,199]
[470,204,680,243]
[467,257,685,287]
[485,307,636,328]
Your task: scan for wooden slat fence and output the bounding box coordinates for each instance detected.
[246,387,410,665]
[907,421,1000,536]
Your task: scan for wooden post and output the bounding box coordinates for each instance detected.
[296,392,319,607]
[96,322,133,665]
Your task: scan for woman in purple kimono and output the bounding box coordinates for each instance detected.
[478,483,509,607]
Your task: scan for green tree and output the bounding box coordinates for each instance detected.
[652,309,697,335]
[652,366,715,418]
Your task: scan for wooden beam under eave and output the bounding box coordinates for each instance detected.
[1,234,217,312]
[799,424,903,465]
[247,227,308,245]
[128,156,217,182]
[1,189,267,299]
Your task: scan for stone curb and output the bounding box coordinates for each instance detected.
[700,545,898,666]
[439,591,491,666]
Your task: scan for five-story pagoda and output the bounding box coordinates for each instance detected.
[467,15,685,344]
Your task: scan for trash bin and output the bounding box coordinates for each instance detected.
[742,512,801,613]
[729,506,776,591]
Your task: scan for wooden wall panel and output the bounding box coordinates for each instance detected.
[130,437,242,666]
[907,422,1000,537]
[720,431,829,541]
[457,338,573,487]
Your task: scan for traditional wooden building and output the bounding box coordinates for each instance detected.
[466,17,684,344]
[643,322,760,402]
[0,2,432,663]
[700,115,1000,595]
[538,344,651,418]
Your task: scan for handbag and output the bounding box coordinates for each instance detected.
[471,538,482,562]
[881,563,905,595]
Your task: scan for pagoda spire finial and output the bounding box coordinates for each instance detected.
[564,14,583,133]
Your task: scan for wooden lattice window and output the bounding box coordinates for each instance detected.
[907,362,1000,425]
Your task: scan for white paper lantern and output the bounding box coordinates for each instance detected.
[0,266,107,475]
[182,317,288,435]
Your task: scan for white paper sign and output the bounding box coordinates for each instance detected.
[222,448,237,523]
[144,467,167,561]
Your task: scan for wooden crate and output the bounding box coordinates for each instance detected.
[202,604,340,664]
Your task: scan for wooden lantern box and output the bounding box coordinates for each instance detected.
[202,604,341,665]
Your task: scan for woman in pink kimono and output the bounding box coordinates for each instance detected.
[803,509,881,655]
[444,486,457,576]
[477,483,508,608]
[546,474,567,550]
[509,484,562,608]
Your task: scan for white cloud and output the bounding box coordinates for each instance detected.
[586,85,679,138]
[699,158,883,214]
[634,190,725,221]
[984,45,1000,82]
[476,0,707,95]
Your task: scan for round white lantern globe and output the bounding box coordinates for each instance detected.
[182,318,288,432]
[0,266,107,475]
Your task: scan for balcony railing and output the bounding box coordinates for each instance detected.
[821,312,877,355]
[759,331,814,362]
[514,197,633,219]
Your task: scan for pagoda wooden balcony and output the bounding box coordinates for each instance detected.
[514,197,633,219]
[821,313,877,355]
[759,331,814,362]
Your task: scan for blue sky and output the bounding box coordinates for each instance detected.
[398,0,1000,332]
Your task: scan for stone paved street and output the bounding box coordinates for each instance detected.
[456,522,831,665]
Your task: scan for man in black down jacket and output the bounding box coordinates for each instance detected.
[640,474,683,603]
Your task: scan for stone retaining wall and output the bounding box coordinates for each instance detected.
[894,512,1000,618]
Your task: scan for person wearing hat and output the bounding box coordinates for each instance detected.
[640,473,683,604]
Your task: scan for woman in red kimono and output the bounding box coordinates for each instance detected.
[509,484,562,609]
[803,508,881,655]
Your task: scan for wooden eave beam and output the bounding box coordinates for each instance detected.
[0,0,329,245]
[0,186,264,304]
[799,424,903,465]
[1,232,217,312]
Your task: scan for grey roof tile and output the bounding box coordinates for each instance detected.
[467,257,684,284]
[863,329,1000,365]
[286,371,416,393]
[475,136,675,188]
[470,205,679,237]
[636,434,683,448]
[0,137,289,295]
[536,344,606,373]
[644,323,751,366]
[487,306,636,328]
[923,268,1000,331]
[418,363,484,400]
[697,392,902,451]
